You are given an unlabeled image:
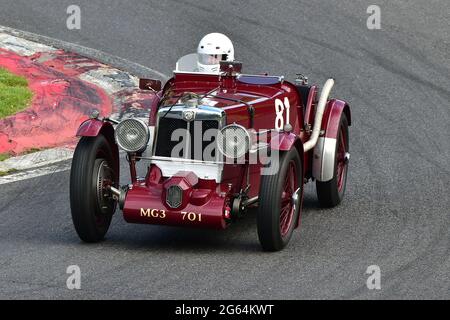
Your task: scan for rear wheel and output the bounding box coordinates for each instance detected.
[257,148,302,251]
[316,114,349,207]
[70,135,118,242]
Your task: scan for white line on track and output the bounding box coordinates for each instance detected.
[0,162,71,185]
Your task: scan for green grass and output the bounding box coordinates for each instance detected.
[0,153,11,162]
[22,147,43,155]
[0,148,43,164]
[0,168,17,177]
[0,68,33,119]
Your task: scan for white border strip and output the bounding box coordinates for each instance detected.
[0,26,169,184]
[0,162,71,185]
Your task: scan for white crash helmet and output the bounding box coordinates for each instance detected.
[197,33,234,73]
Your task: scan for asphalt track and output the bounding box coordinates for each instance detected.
[0,0,448,299]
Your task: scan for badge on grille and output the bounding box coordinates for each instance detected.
[182,110,195,122]
[166,185,183,208]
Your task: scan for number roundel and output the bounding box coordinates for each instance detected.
[274,97,290,130]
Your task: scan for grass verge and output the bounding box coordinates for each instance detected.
[0,153,11,162]
[0,168,18,177]
[0,68,33,118]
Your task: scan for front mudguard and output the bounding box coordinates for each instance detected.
[76,119,120,181]
[269,131,305,175]
[312,99,351,182]
[270,132,305,228]
[76,118,117,144]
[270,132,304,156]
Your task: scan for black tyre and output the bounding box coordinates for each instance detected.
[257,148,302,251]
[316,113,349,207]
[70,135,118,242]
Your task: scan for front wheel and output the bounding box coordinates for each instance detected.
[70,135,118,242]
[257,148,302,251]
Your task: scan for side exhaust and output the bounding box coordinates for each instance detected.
[303,78,335,152]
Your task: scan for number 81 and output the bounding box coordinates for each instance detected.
[275,97,290,130]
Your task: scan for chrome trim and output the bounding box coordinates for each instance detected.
[142,126,155,158]
[174,70,220,76]
[312,137,337,182]
[303,78,335,152]
[292,187,301,216]
[155,159,222,182]
[236,74,284,84]
[109,186,121,197]
[182,109,195,122]
[153,104,226,156]
[108,186,126,209]
[156,104,226,122]
[152,103,226,182]
[137,155,226,165]
[137,156,224,182]
[114,118,150,153]
[218,123,251,159]
[344,152,350,163]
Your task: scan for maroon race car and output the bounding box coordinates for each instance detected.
[70,59,351,251]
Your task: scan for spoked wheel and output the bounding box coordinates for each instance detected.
[316,113,349,207]
[257,148,302,251]
[70,135,118,242]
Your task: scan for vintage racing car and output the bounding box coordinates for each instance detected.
[69,57,351,251]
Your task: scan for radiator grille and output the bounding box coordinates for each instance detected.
[155,118,219,160]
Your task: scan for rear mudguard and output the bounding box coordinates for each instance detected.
[312,99,351,182]
[76,119,119,179]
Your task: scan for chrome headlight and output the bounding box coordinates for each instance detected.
[114,118,150,153]
[218,124,250,158]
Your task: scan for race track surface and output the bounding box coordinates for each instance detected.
[0,0,448,299]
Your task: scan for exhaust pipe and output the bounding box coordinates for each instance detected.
[303,78,335,152]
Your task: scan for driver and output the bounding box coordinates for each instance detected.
[197,33,234,73]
